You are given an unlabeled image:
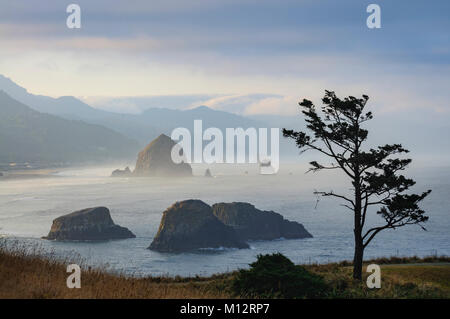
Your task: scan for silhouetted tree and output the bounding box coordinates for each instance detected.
[283,90,431,280]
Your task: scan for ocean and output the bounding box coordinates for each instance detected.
[0,163,448,277]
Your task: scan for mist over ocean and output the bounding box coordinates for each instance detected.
[0,163,448,277]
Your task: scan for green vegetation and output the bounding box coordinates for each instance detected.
[308,261,450,298]
[0,91,138,164]
[232,253,328,298]
[0,242,448,299]
[283,91,431,280]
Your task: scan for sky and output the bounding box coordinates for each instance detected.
[0,0,449,116]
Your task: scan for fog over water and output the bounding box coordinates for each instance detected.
[0,163,448,276]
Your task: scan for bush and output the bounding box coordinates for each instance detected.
[232,253,328,298]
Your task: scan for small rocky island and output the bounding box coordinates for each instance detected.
[133,134,192,177]
[111,166,131,177]
[149,200,312,252]
[149,200,249,252]
[43,207,135,241]
[204,168,212,177]
[212,202,312,240]
[110,134,192,177]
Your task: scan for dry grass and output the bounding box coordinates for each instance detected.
[0,241,230,299]
[1,240,449,299]
[307,258,450,298]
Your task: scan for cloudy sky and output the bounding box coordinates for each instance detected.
[0,0,449,116]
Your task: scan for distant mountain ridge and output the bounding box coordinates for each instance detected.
[0,75,159,144]
[140,105,266,133]
[0,75,103,118]
[0,75,267,146]
[1,74,448,164]
[0,91,139,164]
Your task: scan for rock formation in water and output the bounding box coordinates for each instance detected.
[204,168,212,177]
[43,207,136,241]
[111,166,132,177]
[212,202,312,240]
[149,200,249,252]
[133,134,192,177]
[0,172,3,177]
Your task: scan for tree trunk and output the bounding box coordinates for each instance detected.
[353,166,363,280]
[353,235,364,280]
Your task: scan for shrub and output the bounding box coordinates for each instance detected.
[232,253,328,298]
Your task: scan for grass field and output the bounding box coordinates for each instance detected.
[308,260,450,298]
[0,241,449,299]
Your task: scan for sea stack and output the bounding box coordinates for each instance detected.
[204,168,212,177]
[43,207,135,241]
[111,166,132,177]
[149,200,249,252]
[212,202,312,240]
[134,134,192,177]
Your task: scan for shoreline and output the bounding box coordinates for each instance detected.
[0,168,61,180]
[0,160,136,180]
[1,241,449,299]
[2,235,448,278]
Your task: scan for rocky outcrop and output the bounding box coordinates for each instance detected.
[149,200,249,252]
[43,207,135,241]
[212,202,312,241]
[111,166,131,177]
[204,168,212,177]
[134,134,192,177]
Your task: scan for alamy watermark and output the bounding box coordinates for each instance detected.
[65,4,381,30]
[66,4,81,29]
[366,4,381,29]
[66,264,81,288]
[366,264,381,288]
[170,120,280,174]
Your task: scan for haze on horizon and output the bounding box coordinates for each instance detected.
[0,0,448,117]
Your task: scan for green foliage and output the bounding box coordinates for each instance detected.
[283,90,431,279]
[0,91,138,164]
[282,91,431,240]
[232,253,328,298]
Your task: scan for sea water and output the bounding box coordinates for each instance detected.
[0,163,448,277]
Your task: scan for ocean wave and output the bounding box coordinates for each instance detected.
[198,246,240,252]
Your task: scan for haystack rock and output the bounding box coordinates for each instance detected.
[204,168,212,177]
[212,202,312,241]
[134,134,192,177]
[43,207,135,241]
[149,200,249,252]
[111,166,132,177]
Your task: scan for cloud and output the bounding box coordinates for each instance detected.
[0,0,448,118]
[199,94,281,114]
[82,94,217,113]
[198,94,300,116]
[244,96,299,115]
[0,35,161,52]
